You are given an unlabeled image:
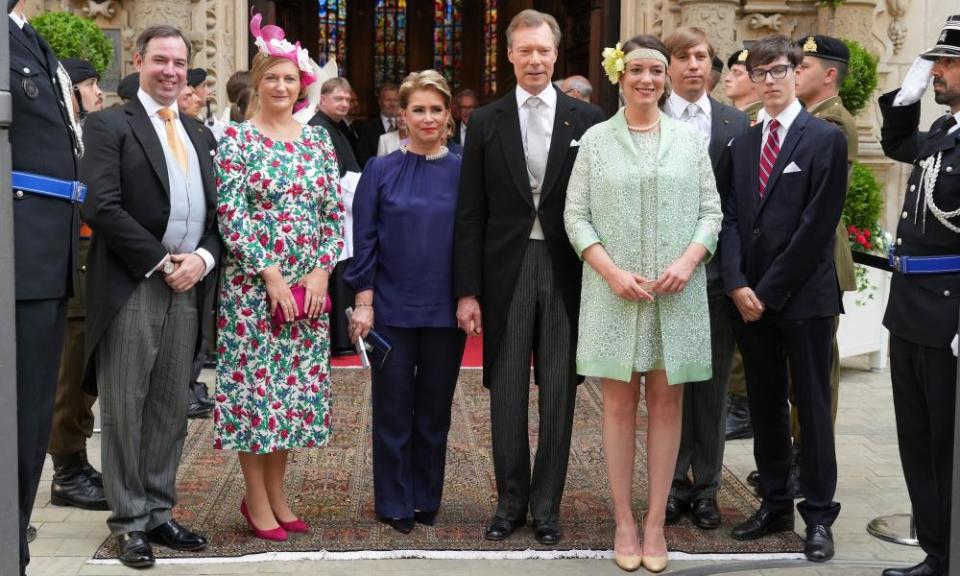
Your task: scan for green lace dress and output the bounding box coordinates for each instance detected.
[564,110,722,385]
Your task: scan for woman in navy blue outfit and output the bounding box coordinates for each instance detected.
[345,69,466,534]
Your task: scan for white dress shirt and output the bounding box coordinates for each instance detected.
[665,91,712,149]
[761,98,803,153]
[137,89,215,278]
[381,114,396,133]
[516,83,556,155]
[9,11,26,29]
[516,83,556,240]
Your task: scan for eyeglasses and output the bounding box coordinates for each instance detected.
[749,64,794,83]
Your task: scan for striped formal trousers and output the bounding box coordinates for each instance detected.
[488,240,578,525]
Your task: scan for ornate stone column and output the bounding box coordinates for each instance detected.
[678,0,741,65]
[620,0,666,39]
[820,0,896,228]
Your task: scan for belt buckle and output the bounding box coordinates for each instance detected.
[893,256,902,272]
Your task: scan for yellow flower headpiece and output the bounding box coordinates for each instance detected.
[602,44,670,84]
[602,43,626,84]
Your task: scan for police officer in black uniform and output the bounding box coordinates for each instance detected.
[8,1,84,573]
[879,14,960,576]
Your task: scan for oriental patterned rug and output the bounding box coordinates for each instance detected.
[93,368,803,560]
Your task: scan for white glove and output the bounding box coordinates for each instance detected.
[893,57,934,107]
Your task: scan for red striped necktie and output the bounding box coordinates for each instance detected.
[759,118,781,197]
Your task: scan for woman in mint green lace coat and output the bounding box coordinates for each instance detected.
[563,35,721,571]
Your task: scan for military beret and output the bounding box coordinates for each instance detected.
[117,72,139,100]
[61,58,98,85]
[798,35,849,65]
[187,68,207,88]
[712,55,723,73]
[727,49,749,70]
[921,14,960,60]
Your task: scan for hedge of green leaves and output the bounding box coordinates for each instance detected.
[843,161,884,253]
[840,39,879,116]
[31,12,113,75]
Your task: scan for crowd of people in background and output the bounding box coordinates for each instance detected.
[9,0,960,574]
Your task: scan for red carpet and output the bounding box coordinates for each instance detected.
[331,334,484,368]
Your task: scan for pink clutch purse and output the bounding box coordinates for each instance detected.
[271,285,332,326]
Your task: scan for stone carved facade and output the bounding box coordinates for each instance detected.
[26,0,950,231]
[26,0,247,114]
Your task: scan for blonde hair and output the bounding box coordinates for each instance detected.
[249,53,307,113]
[663,26,715,59]
[398,69,452,110]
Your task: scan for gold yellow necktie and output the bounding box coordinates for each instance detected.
[156,107,188,174]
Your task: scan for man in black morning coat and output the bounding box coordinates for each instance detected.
[8,1,83,573]
[453,9,604,545]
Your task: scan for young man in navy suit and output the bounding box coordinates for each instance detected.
[719,35,847,562]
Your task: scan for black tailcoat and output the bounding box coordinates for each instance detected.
[453,90,605,388]
[80,98,221,394]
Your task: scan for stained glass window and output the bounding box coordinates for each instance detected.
[375,0,407,90]
[318,0,348,73]
[433,0,462,90]
[483,0,498,96]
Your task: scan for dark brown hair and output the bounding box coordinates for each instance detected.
[136,25,192,63]
[746,35,803,71]
[621,35,672,106]
[226,71,251,104]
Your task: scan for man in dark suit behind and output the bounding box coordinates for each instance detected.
[454,9,605,546]
[81,25,219,568]
[356,82,399,167]
[660,26,749,531]
[310,76,362,357]
[721,35,846,562]
[8,1,83,572]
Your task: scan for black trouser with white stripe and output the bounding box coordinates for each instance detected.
[489,240,578,525]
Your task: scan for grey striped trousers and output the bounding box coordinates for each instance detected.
[489,240,578,524]
[96,274,197,535]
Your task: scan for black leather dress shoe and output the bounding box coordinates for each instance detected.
[379,516,415,534]
[532,521,561,545]
[51,452,108,510]
[191,380,215,408]
[692,498,721,529]
[665,496,689,525]
[117,531,155,569]
[746,470,760,487]
[882,559,940,576]
[187,399,212,419]
[146,519,208,551]
[731,507,794,540]
[484,516,525,541]
[414,510,438,526]
[725,395,753,440]
[804,524,834,562]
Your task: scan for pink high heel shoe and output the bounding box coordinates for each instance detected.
[277,517,311,533]
[240,498,288,541]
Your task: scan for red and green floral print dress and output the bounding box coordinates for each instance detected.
[213,122,344,454]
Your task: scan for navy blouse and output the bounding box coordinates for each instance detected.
[344,148,461,328]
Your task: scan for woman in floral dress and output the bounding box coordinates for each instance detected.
[214,34,344,540]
